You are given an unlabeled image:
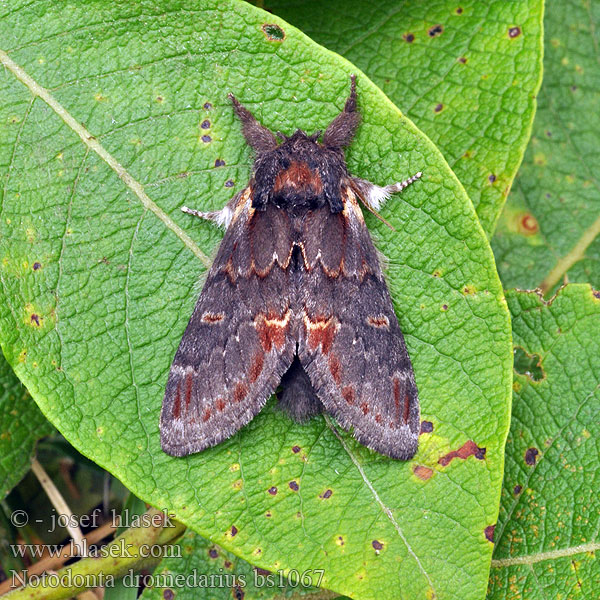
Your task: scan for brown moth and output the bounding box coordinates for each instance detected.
[161,76,422,459]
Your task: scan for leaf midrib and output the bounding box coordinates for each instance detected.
[0,48,211,268]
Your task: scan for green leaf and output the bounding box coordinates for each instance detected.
[258,0,544,236]
[0,350,53,499]
[141,530,326,600]
[0,1,512,599]
[492,0,600,295]
[487,285,600,600]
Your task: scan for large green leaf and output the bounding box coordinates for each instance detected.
[492,0,600,294]
[487,285,600,600]
[259,0,544,236]
[0,1,512,599]
[0,350,53,499]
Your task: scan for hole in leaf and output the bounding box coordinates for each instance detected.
[513,347,544,381]
[262,23,285,41]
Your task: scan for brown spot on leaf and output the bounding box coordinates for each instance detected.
[230,525,238,536]
[292,445,301,453]
[254,567,271,576]
[30,314,40,326]
[420,420,434,434]
[208,547,218,558]
[488,174,497,183]
[201,135,212,143]
[438,440,486,466]
[434,103,443,112]
[508,26,521,38]
[428,24,443,37]
[456,7,463,14]
[458,56,467,64]
[203,102,212,110]
[320,489,333,499]
[262,23,285,41]
[163,590,174,600]
[32,262,41,270]
[233,585,245,600]
[518,213,538,235]
[215,158,226,167]
[593,290,600,300]
[372,540,383,551]
[201,119,211,129]
[513,485,522,495]
[268,486,277,495]
[289,480,299,491]
[413,465,434,480]
[525,447,539,465]
[485,525,495,543]
[403,33,415,43]
[225,179,235,188]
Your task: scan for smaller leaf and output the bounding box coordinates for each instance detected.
[492,0,600,294]
[488,285,600,600]
[0,351,53,499]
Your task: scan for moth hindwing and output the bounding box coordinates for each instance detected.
[160,75,422,459]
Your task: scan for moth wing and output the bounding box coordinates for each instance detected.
[297,193,420,459]
[161,190,296,456]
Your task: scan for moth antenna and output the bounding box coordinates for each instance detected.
[228,93,278,153]
[323,74,361,148]
[310,130,322,141]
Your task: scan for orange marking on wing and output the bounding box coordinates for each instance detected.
[342,386,355,405]
[305,314,338,355]
[393,378,401,424]
[375,413,382,424]
[202,408,212,422]
[234,382,248,403]
[403,393,411,424]
[328,354,343,385]
[216,398,226,412]
[360,402,369,415]
[184,371,194,407]
[273,161,323,196]
[255,310,291,352]
[172,382,182,418]
[367,315,390,328]
[201,312,225,324]
[249,352,264,383]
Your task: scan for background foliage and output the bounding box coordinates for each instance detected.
[0,1,597,600]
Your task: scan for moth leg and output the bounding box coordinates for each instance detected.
[277,356,323,423]
[181,188,247,230]
[351,171,422,211]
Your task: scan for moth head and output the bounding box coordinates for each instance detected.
[230,76,361,211]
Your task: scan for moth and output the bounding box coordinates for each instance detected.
[160,76,422,459]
